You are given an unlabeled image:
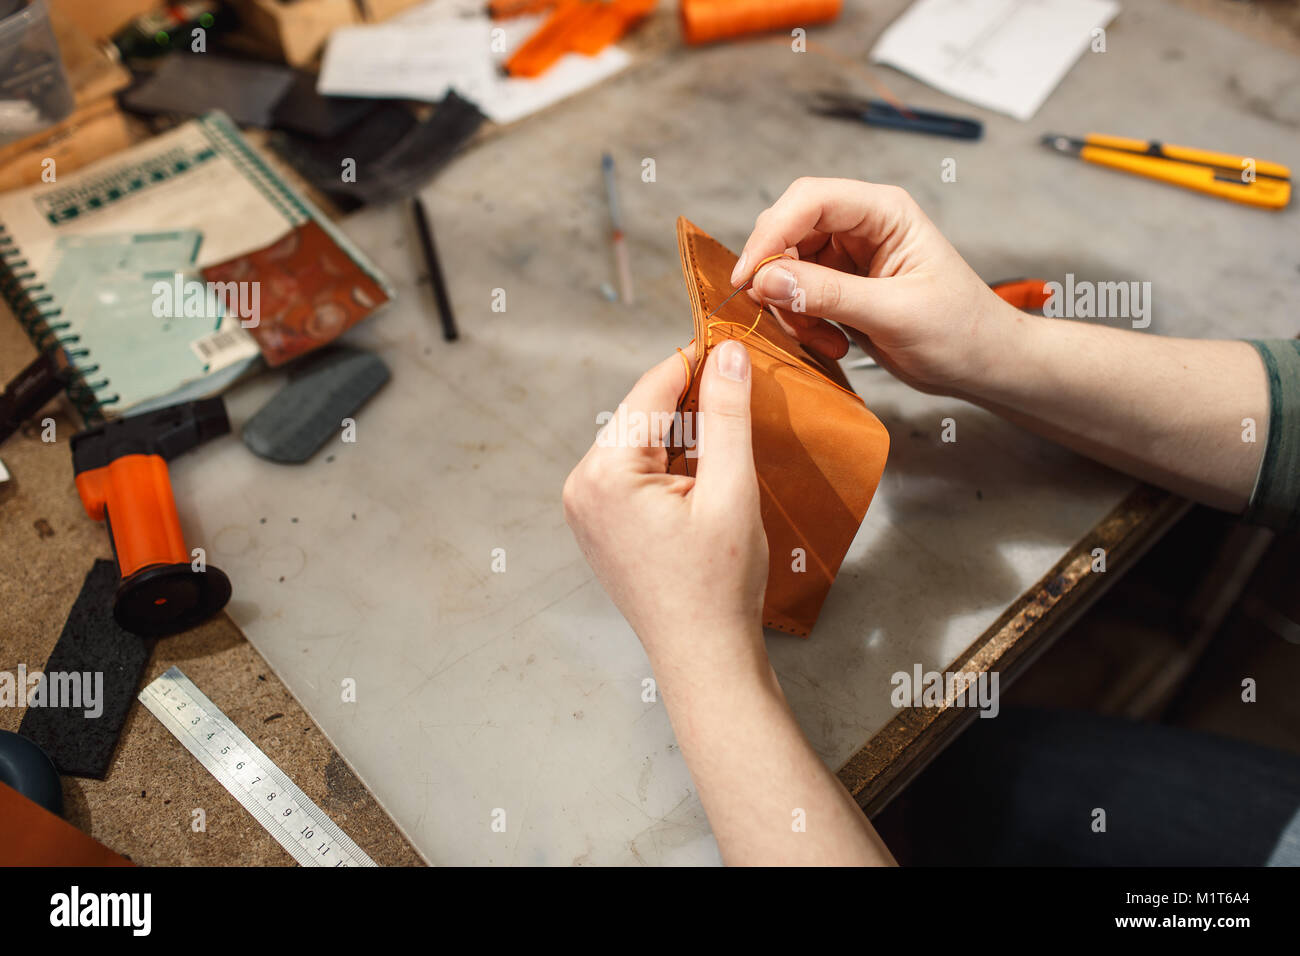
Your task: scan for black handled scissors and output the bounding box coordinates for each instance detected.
[808,91,983,141]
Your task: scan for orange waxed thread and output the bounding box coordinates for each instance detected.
[704,252,791,349]
[676,346,692,386]
[691,252,791,384]
[705,321,863,402]
[677,252,861,403]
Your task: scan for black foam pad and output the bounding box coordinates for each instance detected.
[18,560,151,779]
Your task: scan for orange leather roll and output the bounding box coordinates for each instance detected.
[680,0,842,46]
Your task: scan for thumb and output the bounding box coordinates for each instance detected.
[752,258,902,336]
[692,340,758,510]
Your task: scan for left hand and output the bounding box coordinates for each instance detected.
[563,341,770,685]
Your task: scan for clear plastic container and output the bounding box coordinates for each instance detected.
[0,0,75,147]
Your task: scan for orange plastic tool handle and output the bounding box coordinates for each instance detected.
[74,453,189,579]
[1080,145,1290,209]
[1085,134,1291,180]
[506,0,653,77]
[505,0,588,78]
[1081,135,1291,209]
[991,278,1052,311]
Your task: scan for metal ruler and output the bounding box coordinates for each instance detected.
[139,666,376,867]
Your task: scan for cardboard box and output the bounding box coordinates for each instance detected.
[0,98,134,192]
[48,0,156,43]
[230,0,361,68]
[357,0,429,20]
[232,0,434,67]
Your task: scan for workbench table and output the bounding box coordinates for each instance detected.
[5,0,1297,865]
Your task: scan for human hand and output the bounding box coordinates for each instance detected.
[563,341,770,687]
[566,343,897,866]
[734,177,1020,397]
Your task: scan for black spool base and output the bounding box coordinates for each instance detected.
[114,563,232,638]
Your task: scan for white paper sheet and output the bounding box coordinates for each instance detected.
[870,0,1120,121]
[316,6,632,126]
[472,48,631,126]
[317,19,498,102]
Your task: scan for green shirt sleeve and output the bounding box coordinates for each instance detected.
[1244,339,1300,532]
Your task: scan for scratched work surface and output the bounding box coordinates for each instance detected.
[168,0,1297,864]
[0,310,423,866]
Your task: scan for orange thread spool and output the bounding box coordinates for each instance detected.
[680,0,843,46]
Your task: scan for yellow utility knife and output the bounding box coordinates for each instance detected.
[1042,133,1291,209]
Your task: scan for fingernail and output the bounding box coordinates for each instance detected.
[757,266,797,301]
[811,331,844,356]
[716,340,750,382]
[730,252,749,286]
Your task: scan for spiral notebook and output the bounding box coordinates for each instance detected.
[0,111,392,420]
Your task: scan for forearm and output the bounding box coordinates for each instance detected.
[654,639,895,867]
[963,303,1269,512]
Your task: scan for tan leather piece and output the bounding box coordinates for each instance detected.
[667,217,889,637]
[0,782,133,866]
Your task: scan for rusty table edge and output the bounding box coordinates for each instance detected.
[837,482,1191,815]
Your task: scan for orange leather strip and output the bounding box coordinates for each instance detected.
[506,0,654,77]
[671,216,890,638]
[0,783,133,866]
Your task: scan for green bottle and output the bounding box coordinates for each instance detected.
[104,1,221,63]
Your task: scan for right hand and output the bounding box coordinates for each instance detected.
[733,177,1021,397]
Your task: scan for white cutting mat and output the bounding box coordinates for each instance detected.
[172,0,1299,864]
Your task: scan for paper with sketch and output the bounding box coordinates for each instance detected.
[316,8,632,125]
[318,19,498,102]
[870,0,1120,121]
